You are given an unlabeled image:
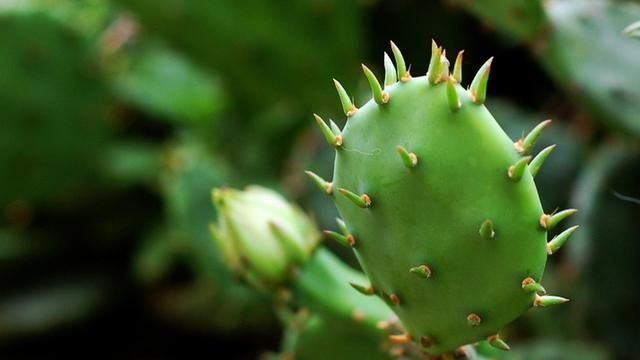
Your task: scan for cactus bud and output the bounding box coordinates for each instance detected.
[212,186,320,285]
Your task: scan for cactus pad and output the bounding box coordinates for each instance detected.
[310,42,575,355]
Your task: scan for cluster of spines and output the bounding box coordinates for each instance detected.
[306,41,579,354]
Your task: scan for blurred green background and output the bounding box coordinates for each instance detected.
[0,0,638,359]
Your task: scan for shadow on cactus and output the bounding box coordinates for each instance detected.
[306,41,578,357]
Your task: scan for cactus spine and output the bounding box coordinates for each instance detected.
[309,41,577,355]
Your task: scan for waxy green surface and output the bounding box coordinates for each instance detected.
[331,75,547,353]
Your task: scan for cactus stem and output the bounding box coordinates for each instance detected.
[338,188,372,208]
[420,336,434,348]
[427,40,442,84]
[396,145,418,169]
[529,144,556,177]
[324,230,355,248]
[446,77,461,112]
[304,170,333,195]
[388,333,412,345]
[479,219,495,240]
[539,209,578,230]
[409,264,432,278]
[383,52,397,87]
[514,119,552,155]
[547,225,579,255]
[313,114,342,148]
[350,282,375,296]
[467,313,481,327]
[362,64,389,105]
[390,41,411,82]
[521,277,546,294]
[507,156,532,182]
[534,294,570,307]
[487,334,510,351]
[333,79,358,117]
[453,50,464,83]
[468,57,493,104]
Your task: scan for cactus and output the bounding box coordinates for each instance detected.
[212,186,399,359]
[211,186,393,325]
[212,186,321,287]
[276,311,394,360]
[309,41,576,355]
[486,99,585,210]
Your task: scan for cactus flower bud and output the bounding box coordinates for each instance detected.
[211,186,320,285]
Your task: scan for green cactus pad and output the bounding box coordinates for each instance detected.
[286,314,392,360]
[312,43,572,354]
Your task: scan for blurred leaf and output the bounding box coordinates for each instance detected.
[571,142,640,356]
[623,20,640,38]
[449,0,640,137]
[101,141,162,186]
[475,339,611,360]
[446,0,547,42]
[0,230,49,265]
[159,138,231,275]
[115,0,362,110]
[539,0,640,136]
[133,137,274,332]
[112,43,227,124]
[114,0,364,176]
[0,278,110,341]
[0,12,112,206]
[0,0,113,38]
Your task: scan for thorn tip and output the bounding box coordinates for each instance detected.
[338,188,372,208]
[547,225,579,255]
[333,79,357,117]
[468,57,493,104]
